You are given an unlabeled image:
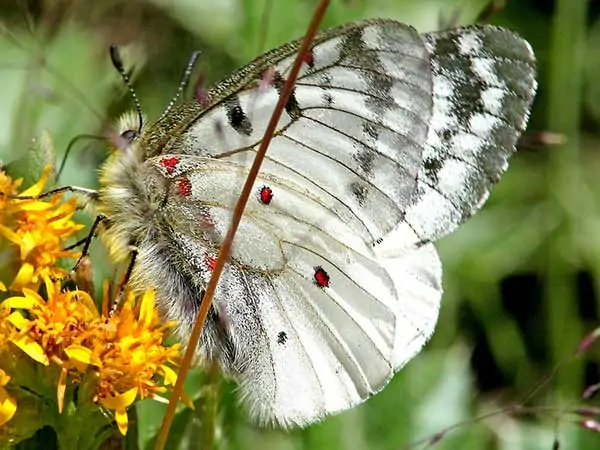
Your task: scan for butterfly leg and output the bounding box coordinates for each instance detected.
[109,246,138,315]
[65,214,107,274]
[10,186,98,201]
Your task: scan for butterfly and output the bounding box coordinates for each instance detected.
[84,19,537,427]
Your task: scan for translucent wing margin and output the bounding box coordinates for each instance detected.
[380,25,537,257]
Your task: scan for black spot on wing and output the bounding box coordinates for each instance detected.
[349,181,369,207]
[277,331,288,345]
[353,147,375,175]
[320,72,333,87]
[362,122,379,141]
[224,96,253,136]
[318,71,334,107]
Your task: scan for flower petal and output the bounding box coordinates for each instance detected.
[3,295,39,310]
[115,408,128,435]
[43,276,55,299]
[160,365,177,386]
[138,289,155,328]
[11,263,34,290]
[0,386,17,426]
[66,291,99,319]
[0,369,10,386]
[101,387,138,411]
[19,165,50,197]
[57,366,67,413]
[65,344,100,367]
[11,334,50,365]
[0,224,21,244]
[7,311,30,329]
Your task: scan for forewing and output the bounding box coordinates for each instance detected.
[144,20,433,255]
[144,20,536,260]
[146,154,442,426]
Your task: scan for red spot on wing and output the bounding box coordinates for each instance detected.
[259,186,273,205]
[177,177,192,196]
[160,156,180,175]
[314,266,329,288]
[204,254,217,271]
[303,49,315,68]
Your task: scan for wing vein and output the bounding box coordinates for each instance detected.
[301,110,425,159]
[278,132,406,214]
[295,82,430,129]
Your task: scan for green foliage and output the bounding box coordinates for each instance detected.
[2,0,599,448]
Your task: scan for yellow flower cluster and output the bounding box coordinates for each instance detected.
[0,168,181,437]
[2,280,180,435]
[0,167,83,290]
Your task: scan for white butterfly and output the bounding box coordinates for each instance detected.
[90,19,536,427]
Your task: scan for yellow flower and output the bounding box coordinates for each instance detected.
[0,166,84,290]
[0,167,183,438]
[1,278,181,435]
[90,288,181,434]
[3,277,96,367]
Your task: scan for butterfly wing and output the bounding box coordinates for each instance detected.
[131,20,535,426]
[390,25,537,256]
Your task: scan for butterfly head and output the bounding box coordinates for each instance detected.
[114,110,145,146]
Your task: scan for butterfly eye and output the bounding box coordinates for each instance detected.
[120,129,138,142]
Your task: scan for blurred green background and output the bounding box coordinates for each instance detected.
[2,0,600,449]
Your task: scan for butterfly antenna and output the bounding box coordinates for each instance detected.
[56,134,106,182]
[159,50,202,122]
[109,45,144,136]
